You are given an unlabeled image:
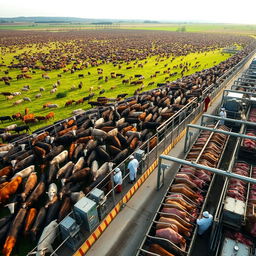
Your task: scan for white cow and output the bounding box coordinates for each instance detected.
[29,220,58,256]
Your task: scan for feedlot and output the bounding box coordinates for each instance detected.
[0,29,256,256]
[0,29,254,132]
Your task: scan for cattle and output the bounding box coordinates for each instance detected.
[35,93,42,99]
[12,92,21,96]
[110,86,116,90]
[31,220,58,256]
[45,112,55,120]
[5,81,10,86]
[44,104,58,108]
[50,88,57,94]
[23,85,30,89]
[5,124,17,131]
[98,76,103,80]
[0,116,12,123]
[1,92,12,96]
[99,89,105,95]
[12,113,22,120]
[35,116,46,122]
[24,118,37,124]
[89,87,93,92]
[39,87,45,92]
[6,95,14,100]
[122,79,129,84]
[21,88,29,92]
[76,99,84,105]
[117,93,128,98]
[42,74,50,79]
[23,97,31,102]
[52,84,58,89]
[14,125,30,133]
[78,74,84,78]
[65,100,75,107]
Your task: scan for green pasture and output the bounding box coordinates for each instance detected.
[0,22,256,34]
[0,44,233,132]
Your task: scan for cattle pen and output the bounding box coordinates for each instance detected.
[136,56,256,256]
[0,42,256,256]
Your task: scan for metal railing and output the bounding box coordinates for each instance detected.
[25,48,256,255]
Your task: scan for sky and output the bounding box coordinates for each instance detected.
[0,0,256,24]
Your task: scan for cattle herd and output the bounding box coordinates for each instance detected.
[0,29,256,255]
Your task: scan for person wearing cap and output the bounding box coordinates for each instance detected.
[219,107,227,125]
[127,155,139,184]
[113,168,122,193]
[196,211,213,235]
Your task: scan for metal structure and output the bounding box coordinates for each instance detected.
[26,48,256,256]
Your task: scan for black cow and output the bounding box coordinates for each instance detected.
[0,116,12,123]
[14,125,30,133]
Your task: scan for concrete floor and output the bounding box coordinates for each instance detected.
[85,54,256,256]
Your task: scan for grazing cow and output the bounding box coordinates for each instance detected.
[110,86,116,90]
[35,93,42,98]
[65,100,75,107]
[6,95,14,100]
[39,87,45,92]
[1,92,12,96]
[45,104,58,108]
[24,118,37,124]
[12,92,21,96]
[14,125,30,133]
[5,124,17,131]
[99,89,105,95]
[52,84,58,89]
[76,99,84,105]
[0,116,12,123]
[78,74,84,78]
[78,82,83,89]
[23,85,30,89]
[117,93,128,98]
[23,97,31,102]
[12,113,22,120]
[35,116,46,122]
[50,88,57,94]
[45,112,54,120]
[98,76,103,80]
[21,88,29,92]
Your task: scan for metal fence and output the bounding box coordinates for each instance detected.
[25,48,256,255]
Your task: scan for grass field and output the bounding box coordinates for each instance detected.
[0,22,256,34]
[0,44,233,132]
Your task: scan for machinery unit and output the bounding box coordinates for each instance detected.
[223,197,245,229]
[134,149,146,174]
[88,188,108,220]
[219,238,251,256]
[73,197,99,232]
[59,216,83,251]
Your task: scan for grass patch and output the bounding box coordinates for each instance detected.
[0,43,233,132]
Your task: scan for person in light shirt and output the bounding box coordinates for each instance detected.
[127,155,139,184]
[196,211,213,235]
[113,168,122,193]
[219,107,227,125]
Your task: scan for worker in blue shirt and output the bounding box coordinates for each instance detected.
[127,155,139,184]
[196,211,213,235]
